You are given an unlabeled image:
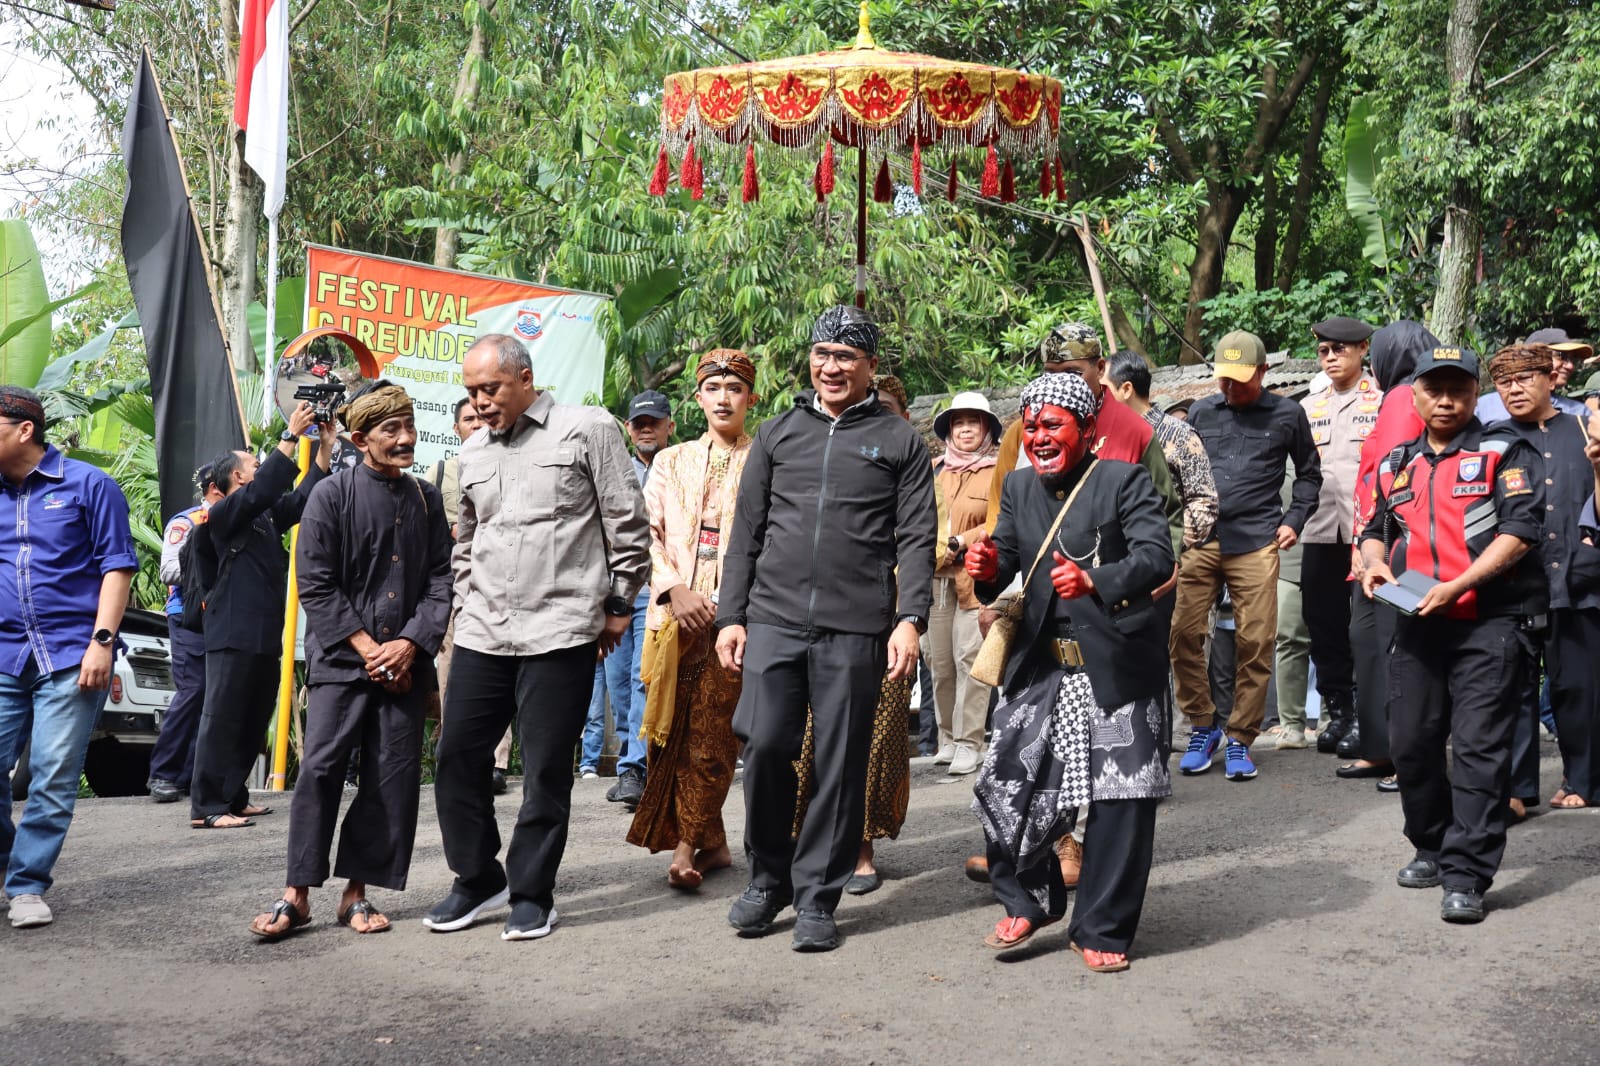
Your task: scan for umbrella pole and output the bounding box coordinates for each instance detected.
[855,144,868,309]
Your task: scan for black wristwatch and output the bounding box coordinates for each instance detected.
[92,628,115,647]
[279,429,299,443]
[895,614,927,635]
[603,594,633,618]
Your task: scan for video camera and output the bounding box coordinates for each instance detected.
[293,380,347,426]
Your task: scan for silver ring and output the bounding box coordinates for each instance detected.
[381,668,395,680]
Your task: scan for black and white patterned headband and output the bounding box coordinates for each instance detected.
[810,305,881,357]
[1020,372,1096,421]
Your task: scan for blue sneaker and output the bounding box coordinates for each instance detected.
[1179,726,1223,775]
[1224,739,1258,780]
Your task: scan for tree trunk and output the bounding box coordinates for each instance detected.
[1431,0,1483,344]
[219,137,263,375]
[1255,168,1278,293]
[434,0,497,269]
[1276,62,1340,292]
[1181,186,1245,362]
[1109,300,1149,361]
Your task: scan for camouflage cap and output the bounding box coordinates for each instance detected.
[1039,322,1102,364]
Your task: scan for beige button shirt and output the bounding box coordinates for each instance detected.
[1300,371,1381,543]
[452,390,650,656]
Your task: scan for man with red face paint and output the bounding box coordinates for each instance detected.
[965,372,1175,973]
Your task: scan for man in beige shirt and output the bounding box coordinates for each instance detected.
[425,334,650,941]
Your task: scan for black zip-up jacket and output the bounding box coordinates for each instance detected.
[717,390,937,636]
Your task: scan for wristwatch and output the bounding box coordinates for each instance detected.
[279,429,300,443]
[603,594,633,618]
[92,628,115,647]
[895,613,928,635]
[947,535,963,555]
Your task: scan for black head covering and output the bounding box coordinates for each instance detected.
[810,305,881,357]
[1368,320,1440,391]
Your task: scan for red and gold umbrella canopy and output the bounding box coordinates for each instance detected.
[650,5,1064,206]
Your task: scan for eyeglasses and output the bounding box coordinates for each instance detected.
[1493,370,1549,390]
[1316,343,1351,356]
[809,348,870,368]
[0,419,27,427]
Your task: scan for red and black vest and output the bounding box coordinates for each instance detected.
[1374,423,1545,620]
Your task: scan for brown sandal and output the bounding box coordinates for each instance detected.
[1070,940,1131,973]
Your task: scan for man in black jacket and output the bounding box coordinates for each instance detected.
[189,401,334,829]
[715,306,937,952]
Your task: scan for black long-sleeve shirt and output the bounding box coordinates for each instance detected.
[296,464,454,684]
[1188,390,1322,554]
[204,449,326,655]
[717,391,937,636]
[1490,413,1600,611]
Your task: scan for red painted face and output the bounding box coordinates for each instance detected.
[1022,404,1091,476]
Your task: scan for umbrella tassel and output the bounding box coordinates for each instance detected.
[1054,156,1067,200]
[690,149,704,201]
[1039,159,1052,198]
[911,140,923,196]
[742,141,759,203]
[946,157,959,202]
[873,156,892,203]
[679,138,696,189]
[815,140,835,202]
[1001,159,1016,202]
[980,144,999,199]
[649,144,670,197]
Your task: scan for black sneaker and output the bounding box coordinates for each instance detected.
[422,887,510,932]
[491,769,508,795]
[1396,858,1441,889]
[607,769,644,808]
[1441,888,1485,924]
[148,779,184,804]
[728,884,791,937]
[501,901,558,941]
[791,909,839,952]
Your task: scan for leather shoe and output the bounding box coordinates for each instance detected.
[1054,836,1082,889]
[491,769,508,795]
[1397,858,1441,889]
[148,780,184,804]
[1336,724,1363,758]
[1441,889,1485,923]
[1316,719,1348,753]
[1336,761,1391,780]
[844,872,881,896]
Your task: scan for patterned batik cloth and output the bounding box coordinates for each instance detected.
[973,663,1171,877]
[792,673,912,842]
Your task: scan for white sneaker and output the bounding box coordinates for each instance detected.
[947,745,981,775]
[1275,728,1310,750]
[579,767,599,780]
[9,893,52,928]
[933,743,957,765]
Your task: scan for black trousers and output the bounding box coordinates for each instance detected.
[148,621,206,789]
[1549,607,1600,800]
[734,622,884,914]
[285,680,426,891]
[1387,614,1528,893]
[434,641,594,910]
[1349,587,1397,763]
[1508,626,1543,803]
[1300,543,1356,704]
[987,798,1158,954]
[190,648,280,818]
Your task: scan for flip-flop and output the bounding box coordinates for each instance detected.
[250,898,310,940]
[192,813,253,829]
[337,899,391,934]
[237,805,274,817]
[1550,787,1589,809]
[984,915,1058,949]
[1070,940,1131,973]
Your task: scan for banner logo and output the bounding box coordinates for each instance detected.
[515,308,544,340]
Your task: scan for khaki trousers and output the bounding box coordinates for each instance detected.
[1171,542,1279,745]
[922,577,988,751]
[1274,579,1310,732]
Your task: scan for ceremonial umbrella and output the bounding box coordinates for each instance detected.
[650,3,1063,308]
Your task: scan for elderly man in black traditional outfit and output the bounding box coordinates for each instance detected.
[965,372,1175,973]
[249,381,453,939]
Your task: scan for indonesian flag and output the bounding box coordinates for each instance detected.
[234,0,288,218]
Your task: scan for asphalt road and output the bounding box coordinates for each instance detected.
[4,739,1598,1066]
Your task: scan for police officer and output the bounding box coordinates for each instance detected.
[1299,316,1381,758]
[1360,345,1546,924]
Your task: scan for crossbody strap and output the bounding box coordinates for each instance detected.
[1017,459,1099,590]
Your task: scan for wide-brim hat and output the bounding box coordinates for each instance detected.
[934,391,1003,442]
[1525,327,1595,362]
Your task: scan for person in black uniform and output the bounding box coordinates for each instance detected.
[1359,345,1546,923]
[188,401,334,829]
[715,305,936,953]
[964,372,1174,973]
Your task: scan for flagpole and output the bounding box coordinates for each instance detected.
[261,214,279,424]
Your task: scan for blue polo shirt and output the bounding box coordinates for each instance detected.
[1,444,139,676]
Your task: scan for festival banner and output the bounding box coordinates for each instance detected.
[303,244,610,476]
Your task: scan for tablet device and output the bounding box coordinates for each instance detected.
[1372,569,1438,615]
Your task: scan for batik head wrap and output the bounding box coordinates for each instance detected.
[0,385,46,426]
[337,380,414,434]
[1487,344,1554,383]
[1020,372,1097,423]
[810,305,880,357]
[696,348,757,389]
[1039,321,1101,364]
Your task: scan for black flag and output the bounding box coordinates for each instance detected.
[121,50,247,523]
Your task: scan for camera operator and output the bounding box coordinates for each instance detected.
[188,401,335,829]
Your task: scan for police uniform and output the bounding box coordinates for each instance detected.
[146,506,209,796]
[1299,316,1379,750]
[1362,347,1546,916]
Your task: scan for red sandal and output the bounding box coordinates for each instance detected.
[1070,940,1130,972]
[984,914,1058,949]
